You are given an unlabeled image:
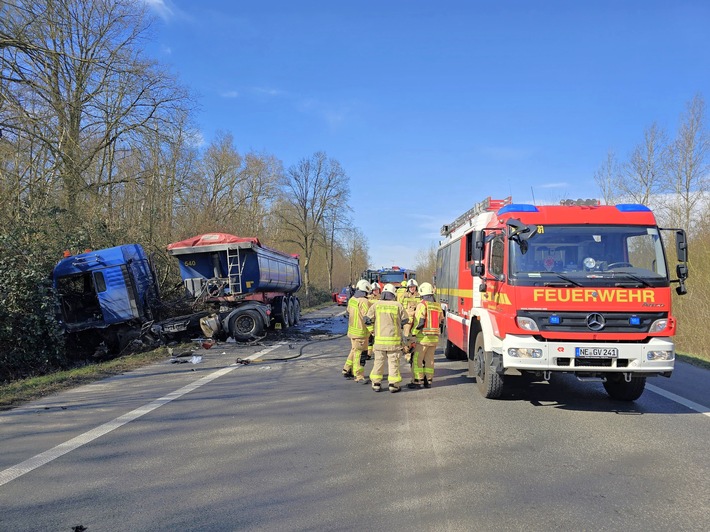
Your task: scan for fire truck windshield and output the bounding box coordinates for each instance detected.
[379,272,406,284]
[509,225,669,287]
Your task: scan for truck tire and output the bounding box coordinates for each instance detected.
[287,296,296,326]
[444,339,464,360]
[473,332,504,399]
[603,375,646,401]
[273,296,289,329]
[229,309,264,341]
[292,298,301,325]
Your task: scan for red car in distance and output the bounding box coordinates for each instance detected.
[333,286,351,306]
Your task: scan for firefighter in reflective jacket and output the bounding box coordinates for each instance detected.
[342,279,373,382]
[365,283,409,393]
[400,279,420,361]
[408,282,442,389]
[395,281,407,303]
[366,282,382,357]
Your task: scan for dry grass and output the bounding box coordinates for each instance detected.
[0,347,172,411]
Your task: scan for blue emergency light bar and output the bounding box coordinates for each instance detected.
[615,204,651,212]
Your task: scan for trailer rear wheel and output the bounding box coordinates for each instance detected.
[473,332,504,399]
[287,296,296,326]
[292,298,301,325]
[230,310,264,341]
[273,296,289,329]
[603,375,646,401]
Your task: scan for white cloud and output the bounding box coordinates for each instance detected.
[296,97,351,129]
[252,87,285,97]
[221,90,239,98]
[538,182,569,189]
[143,0,174,21]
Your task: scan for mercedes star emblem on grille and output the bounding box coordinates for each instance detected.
[586,313,605,331]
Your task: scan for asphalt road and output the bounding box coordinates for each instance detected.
[1,305,709,531]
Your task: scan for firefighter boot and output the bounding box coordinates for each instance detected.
[342,368,353,379]
[407,380,424,389]
[372,381,381,392]
[423,376,431,388]
[389,384,401,393]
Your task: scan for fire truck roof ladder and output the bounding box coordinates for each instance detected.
[440,196,512,237]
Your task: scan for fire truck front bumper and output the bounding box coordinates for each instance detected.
[499,335,675,376]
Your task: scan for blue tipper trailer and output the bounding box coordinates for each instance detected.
[166,233,302,340]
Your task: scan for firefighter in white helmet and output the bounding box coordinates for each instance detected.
[342,279,373,382]
[401,278,420,363]
[365,283,409,393]
[408,282,442,389]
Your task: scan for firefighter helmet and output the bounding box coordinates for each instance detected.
[401,281,407,287]
[371,282,381,291]
[419,282,434,296]
[356,279,371,292]
[407,279,419,287]
[383,283,397,296]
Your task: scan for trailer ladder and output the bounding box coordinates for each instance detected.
[226,247,244,296]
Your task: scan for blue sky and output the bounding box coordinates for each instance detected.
[145,0,710,271]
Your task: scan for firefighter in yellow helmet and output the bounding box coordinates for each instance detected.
[342,279,373,382]
[395,280,408,303]
[365,283,409,393]
[400,278,420,361]
[408,282,442,389]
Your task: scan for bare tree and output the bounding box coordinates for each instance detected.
[278,151,349,304]
[593,150,620,205]
[414,244,438,286]
[343,227,370,284]
[320,204,352,292]
[0,0,191,220]
[665,94,709,236]
[618,122,668,206]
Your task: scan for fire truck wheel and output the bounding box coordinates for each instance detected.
[444,340,464,360]
[473,332,504,399]
[230,310,264,341]
[603,375,646,401]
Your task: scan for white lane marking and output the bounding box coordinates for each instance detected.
[647,383,710,418]
[0,343,284,487]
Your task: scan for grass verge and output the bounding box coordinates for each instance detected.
[676,352,710,371]
[0,347,171,411]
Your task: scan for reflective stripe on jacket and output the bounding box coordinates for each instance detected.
[347,296,371,338]
[402,291,420,317]
[366,300,408,349]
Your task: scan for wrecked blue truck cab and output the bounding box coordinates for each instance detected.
[52,244,161,351]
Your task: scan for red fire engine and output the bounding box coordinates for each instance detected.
[436,197,689,400]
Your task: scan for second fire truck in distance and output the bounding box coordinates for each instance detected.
[436,197,689,400]
[362,266,416,287]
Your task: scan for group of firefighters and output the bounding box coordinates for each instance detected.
[341,278,442,393]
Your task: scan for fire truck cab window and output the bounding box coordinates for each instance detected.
[465,232,473,263]
[489,236,504,277]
